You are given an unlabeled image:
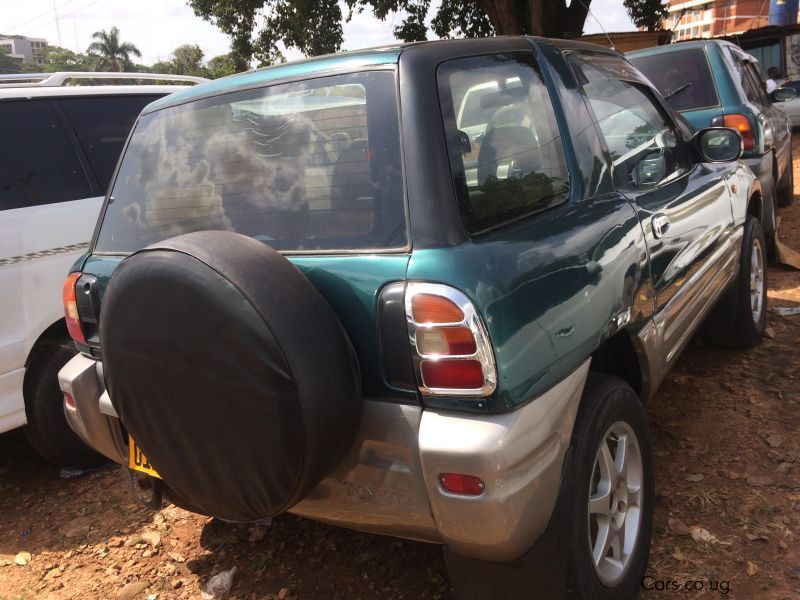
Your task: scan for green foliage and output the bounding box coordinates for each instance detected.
[207,53,239,79]
[189,0,668,66]
[87,26,142,72]
[0,46,23,73]
[39,46,94,72]
[624,0,668,31]
[171,44,207,77]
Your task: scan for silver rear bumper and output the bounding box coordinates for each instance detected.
[59,353,589,562]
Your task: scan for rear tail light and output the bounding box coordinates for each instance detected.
[64,392,76,410]
[63,272,87,345]
[405,283,496,397]
[712,114,756,151]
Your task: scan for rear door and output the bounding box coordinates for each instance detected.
[728,47,792,175]
[569,52,738,372]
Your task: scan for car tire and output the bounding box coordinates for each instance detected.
[24,340,105,468]
[702,215,767,349]
[566,373,654,600]
[777,152,794,207]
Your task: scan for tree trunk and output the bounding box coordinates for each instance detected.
[478,0,524,35]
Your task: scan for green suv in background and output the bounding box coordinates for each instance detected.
[629,40,796,255]
[59,38,765,598]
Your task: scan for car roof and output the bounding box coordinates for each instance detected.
[0,84,195,100]
[627,39,734,59]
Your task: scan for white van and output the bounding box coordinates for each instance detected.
[0,72,205,466]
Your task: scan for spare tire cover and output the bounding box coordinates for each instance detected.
[100,231,361,521]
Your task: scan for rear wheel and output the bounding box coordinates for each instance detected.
[24,341,105,468]
[703,215,767,349]
[567,374,654,600]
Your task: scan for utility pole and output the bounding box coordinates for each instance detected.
[53,0,62,46]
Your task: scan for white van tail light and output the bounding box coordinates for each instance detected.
[405,283,496,396]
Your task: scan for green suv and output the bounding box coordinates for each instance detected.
[629,40,796,255]
[59,38,765,598]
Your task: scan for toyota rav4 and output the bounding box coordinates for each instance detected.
[58,38,765,598]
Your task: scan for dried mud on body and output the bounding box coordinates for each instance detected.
[3,142,800,600]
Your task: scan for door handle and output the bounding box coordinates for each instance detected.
[652,214,670,238]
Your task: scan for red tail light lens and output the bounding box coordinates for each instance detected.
[421,360,484,389]
[722,114,756,151]
[439,473,485,496]
[64,392,76,410]
[405,283,496,396]
[63,272,87,345]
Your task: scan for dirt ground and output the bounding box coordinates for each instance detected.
[2,146,800,600]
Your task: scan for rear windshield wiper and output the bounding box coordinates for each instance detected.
[664,82,692,101]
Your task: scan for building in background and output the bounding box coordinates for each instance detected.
[666,0,799,41]
[0,35,48,65]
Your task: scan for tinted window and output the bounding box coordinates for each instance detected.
[629,48,719,111]
[0,100,91,210]
[572,57,689,191]
[95,71,405,253]
[59,95,162,191]
[438,53,570,234]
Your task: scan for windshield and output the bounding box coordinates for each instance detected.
[94,70,405,253]
[629,48,719,112]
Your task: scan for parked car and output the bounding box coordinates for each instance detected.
[0,71,206,467]
[776,77,800,128]
[58,38,764,598]
[628,39,796,249]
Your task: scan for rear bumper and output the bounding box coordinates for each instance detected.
[59,353,589,562]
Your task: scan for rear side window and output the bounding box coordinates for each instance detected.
[59,95,162,191]
[0,99,91,211]
[438,53,570,234]
[629,48,719,111]
[95,71,405,253]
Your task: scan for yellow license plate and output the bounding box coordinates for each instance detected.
[129,436,160,478]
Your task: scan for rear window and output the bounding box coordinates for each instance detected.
[59,95,163,191]
[629,48,719,111]
[94,71,405,253]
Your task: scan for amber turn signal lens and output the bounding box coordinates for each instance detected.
[63,272,87,345]
[722,114,755,151]
[421,359,484,389]
[439,473,485,495]
[411,294,464,324]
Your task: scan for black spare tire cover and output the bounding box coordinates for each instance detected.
[100,231,361,521]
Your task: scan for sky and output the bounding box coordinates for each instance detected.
[1,0,636,66]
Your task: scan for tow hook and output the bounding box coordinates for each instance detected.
[122,466,163,510]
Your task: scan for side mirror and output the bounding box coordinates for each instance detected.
[770,87,796,103]
[694,127,742,163]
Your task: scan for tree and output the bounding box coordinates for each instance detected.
[0,47,22,74]
[39,46,94,72]
[624,0,668,31]
[189,0,667,66]
[171,44,207,77]
[87,26,141,72]
[207,53,239,79]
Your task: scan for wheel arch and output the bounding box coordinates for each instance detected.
[589,330,644,402]
[24,319,70,393]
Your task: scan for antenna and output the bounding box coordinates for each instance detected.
[576,0,615,51]
[53,0,62,46]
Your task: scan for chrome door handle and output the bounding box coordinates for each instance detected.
[652,214,670,238]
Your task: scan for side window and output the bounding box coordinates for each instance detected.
[58,95,162,192]
[437,53,570,233]
[743,63,769,104]
[0,100,91,211]
[571,56,690,191]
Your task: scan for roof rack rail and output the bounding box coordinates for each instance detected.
[0,71,208,88]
